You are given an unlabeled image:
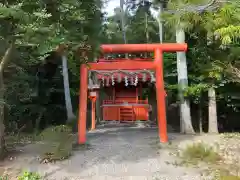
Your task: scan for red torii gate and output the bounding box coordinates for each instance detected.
[78,43,187,144]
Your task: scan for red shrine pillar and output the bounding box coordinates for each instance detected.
[154,48,168,143]
[78,64,88,144]
[89,91,97,130]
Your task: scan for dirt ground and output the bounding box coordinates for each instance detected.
[0,126,221,180]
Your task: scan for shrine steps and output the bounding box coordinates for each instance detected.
[119,107,134,121]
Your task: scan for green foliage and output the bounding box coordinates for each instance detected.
[161,0,210,32]
[0,175,8,180]
[18,171,41,180]
[38,125,74,163]
[184,83,208,97]
[0,1,52,50]
[211,1,240,45]
[0,0,103,135]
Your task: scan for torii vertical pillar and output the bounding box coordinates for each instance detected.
[78,64,88,144]
[154,49,167,143]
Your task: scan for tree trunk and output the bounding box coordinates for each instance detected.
[0,71,6,159]
[199,94,203,133]
[120,0,128,58]
[120,0,127,44]
[0,43,14,159]
[62,56,75,123]
[145,12,149,43]
[144,12,149,58]
[208,87,218,133]
[176,27,194,134]
[158,3,163,43]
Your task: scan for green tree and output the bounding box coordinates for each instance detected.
[0,1,53,158]
[0,0,103,157]
[160,0,228,133]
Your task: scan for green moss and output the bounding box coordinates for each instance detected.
[181,142,221,165]
[219,175,240,180]
[213,169,240,180]
[39,125,74,163]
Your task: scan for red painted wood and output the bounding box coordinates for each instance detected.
[78,64,88,144]
[102,84,149,122]
[155,49,168,143]
[103,106,118,120]
[78,43,188,144]
[103,99,148,104]
[102,105,149,121]
[98,58,153,62]
[88,61,155,70]
[91,98,96,130]
[101,43,187,53]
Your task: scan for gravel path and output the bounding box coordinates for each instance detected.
[2,127,210,180]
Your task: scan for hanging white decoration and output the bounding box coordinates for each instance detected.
[142,73,146,82]
[102,77,105,86]
[150,72,156,82]
[124,76,128,86]
[134,75,138,86]
[111,74,115,86]
[117,74,121,83]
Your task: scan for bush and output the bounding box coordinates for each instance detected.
[18,171,41,180]
[181,142,221,164]
[38,125,74,163]
[0,175,9,180]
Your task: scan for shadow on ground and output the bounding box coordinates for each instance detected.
[64,127,197,172]
[2,126,200,179]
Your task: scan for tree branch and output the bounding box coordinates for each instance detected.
[0,42,15,73]
[227,64,240,82]
[164,0,227,14]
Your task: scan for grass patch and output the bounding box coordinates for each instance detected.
[180,142,221,165]
[219,175,240,180]
[0,170,41,180]
[212,169,240,180]
[18,171,41,180]
[5,133,37,149]
[38,125,75,163]
[222,133,240,139]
